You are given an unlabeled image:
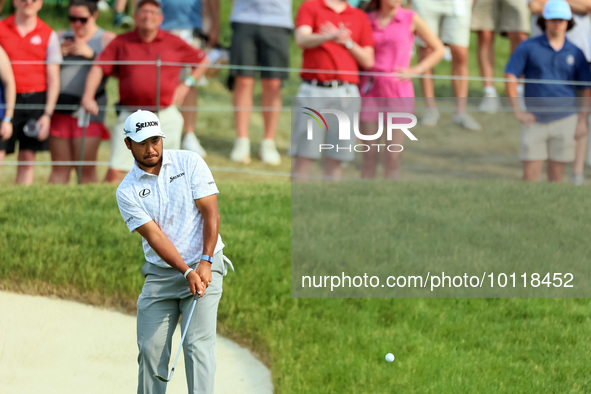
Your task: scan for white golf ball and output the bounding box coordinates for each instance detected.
[385,353,395,362]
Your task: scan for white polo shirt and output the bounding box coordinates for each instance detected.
[116,150,224,268]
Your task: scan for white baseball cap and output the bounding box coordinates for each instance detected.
[123,110,166,142]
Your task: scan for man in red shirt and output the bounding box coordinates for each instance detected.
[291,0,374,181]
[0,0,61,185]
[81,0,209,184]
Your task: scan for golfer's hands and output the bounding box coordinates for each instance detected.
[186,271,206,298]
[195,261,213,290]
[515,110,536,127]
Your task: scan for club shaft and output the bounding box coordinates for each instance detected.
[167,296,198,380]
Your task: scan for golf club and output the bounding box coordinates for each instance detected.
[154,292,199,383]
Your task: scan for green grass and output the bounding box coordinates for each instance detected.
[2,182,591,392]
[2,4,588,393]
[293,181,591,298]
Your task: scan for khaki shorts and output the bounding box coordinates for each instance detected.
[109,106,184,172]
[520,114,578,163]
[471,0,530,33]
[412,0,472,47]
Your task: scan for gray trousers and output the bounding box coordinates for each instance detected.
[137,251,225,394]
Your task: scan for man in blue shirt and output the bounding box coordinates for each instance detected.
[505,0,591,182]
[161,0,220,158]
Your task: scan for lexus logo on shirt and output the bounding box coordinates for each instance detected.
[139,189,151,198]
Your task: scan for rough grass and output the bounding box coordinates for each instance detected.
[1,182,591,393]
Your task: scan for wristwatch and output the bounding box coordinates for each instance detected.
[184,75,197,87]
[2,115,11,123]
[201,254,214,263]
[345,40,354,50]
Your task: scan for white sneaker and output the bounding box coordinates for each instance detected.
[452,112,482,131]
[478,94,500,114]
[230,138,251,164]
[260,139,281,165]
[421,108,440,127]
[181,133,207,157]
[120,15,134,30]
[571,173,584,186]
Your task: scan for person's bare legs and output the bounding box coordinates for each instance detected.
[507,31,528,53]
[113,0,134,27]
[324,158,342,181]
[233,76,255,139]
[476,30,495,91]
[383,130,405,179]
[573,133,587,180]
[261,78,282,140]
[16,150,35,185]
[449,44,469,114]
[547,160,566,182]
[72,136,101,184]
[418,46,437,110]
[292,156,313,182]
[292,158,347,182]
[114,0,127,13]
[104,168,126,184]
[181,88,197,138]
[360,121,380,179]
[0,150,5,176]
[522,160,544,182]
[49,137,73,184]
[508,31,528,97]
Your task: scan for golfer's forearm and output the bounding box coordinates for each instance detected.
[195,195,220,258]
[146,232,190,273]
[201,213,220,257]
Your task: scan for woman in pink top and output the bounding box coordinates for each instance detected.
[360,0,444,179]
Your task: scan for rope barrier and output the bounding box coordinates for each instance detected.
[1,60,588,176]
[0,160,292,178]
[9,59,591,87]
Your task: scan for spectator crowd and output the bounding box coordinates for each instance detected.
[0,0,590,184]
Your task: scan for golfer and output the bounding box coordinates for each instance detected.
[115,109,231,394]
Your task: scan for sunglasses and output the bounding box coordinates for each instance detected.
[68,15,89,23]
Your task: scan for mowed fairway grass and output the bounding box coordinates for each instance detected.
[1,181,591,393]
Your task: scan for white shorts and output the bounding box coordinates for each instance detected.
[412,0,472,47]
